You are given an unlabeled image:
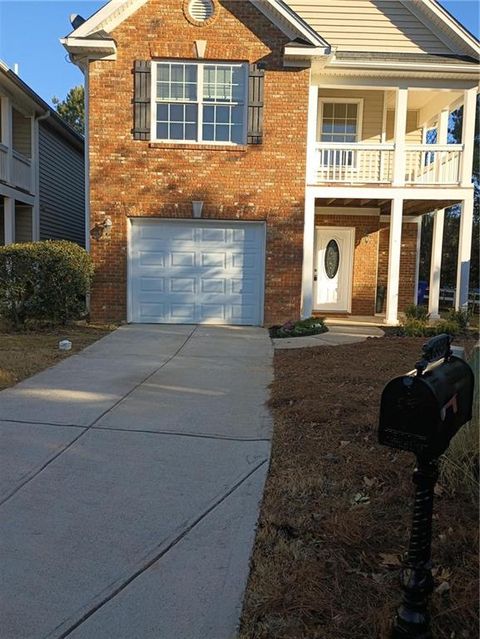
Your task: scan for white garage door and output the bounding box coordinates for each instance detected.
[129,219,265,325]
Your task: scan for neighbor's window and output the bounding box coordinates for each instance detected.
[153,61,247,144]
[319,101,361,144]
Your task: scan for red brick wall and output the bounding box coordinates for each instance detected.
[377,221,418,313]
[315,213,380,315]
[87,0,309,324]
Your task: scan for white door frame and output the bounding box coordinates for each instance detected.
[314,226,355,313]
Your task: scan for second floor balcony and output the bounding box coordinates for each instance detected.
[0,98,34,194]
[307,85,474,189]
[314,142,463,186]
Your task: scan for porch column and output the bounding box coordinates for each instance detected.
[385,198,403,325]
[392,87,408,186]
[460,87,477,188]
[428,209,445,319]
[455,192,474,310]
[301,190,316,318]
[413,218,422,304]
[4,197,15,244]
[437,108,449,145]
[306,83,319,185]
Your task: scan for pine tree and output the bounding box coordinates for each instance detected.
[52,86,85,135]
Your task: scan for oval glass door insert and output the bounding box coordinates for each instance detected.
[325,239,340,279]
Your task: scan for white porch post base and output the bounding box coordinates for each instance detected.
[4,197,15,245]
[300,192,315,319]
[385,198,403,325]
[455,193,474,310]
[428,209,445,320]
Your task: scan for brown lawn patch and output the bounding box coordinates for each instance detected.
[239,336,479,639]
[0,323,113,391]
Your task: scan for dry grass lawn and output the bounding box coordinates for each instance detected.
[0,323,113,390]
[239,336,479,639]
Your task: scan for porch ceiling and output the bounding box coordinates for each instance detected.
[315,198,460,216]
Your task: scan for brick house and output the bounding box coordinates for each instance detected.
[62,0,479,326]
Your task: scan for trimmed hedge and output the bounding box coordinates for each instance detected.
[0,241,94,327]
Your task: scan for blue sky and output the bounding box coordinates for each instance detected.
[0,0,478,107]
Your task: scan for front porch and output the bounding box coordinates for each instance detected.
[300,191,474,326]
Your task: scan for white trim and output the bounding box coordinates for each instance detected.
[316,207,379,216]
[379,215,422,223]
[317,97,363,143]
[460,87,477,188]
[126,216,133,322]
[67,0,147,38]
[300,191,315,318]
[150,61,248,146]
[328,58,479,74]
[306,185,473,201]
[313,226,355,314]
[455,192,474,310]
[428,208,444,319]
[385,198,403,325]
[392,87,408,186]
[0,182,35,205]
[306,83,318,185]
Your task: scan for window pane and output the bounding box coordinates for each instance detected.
[170,123,183,139]
[157,83,170,99]
[335,103,347,118]
[157,65,170,82]
[156,122,168,139]
[171,64,184,82]
[347,103,358,118]
[203,124,215,141]
[203,105,214,123]
[185,65,197,83]
[157,103,168,121]
[323,103,333,117]
[170,84,183,100]
[231,105,243,125]
[185,104,197,123]
[184,83,197,101]
[345,123,357,134]
[170,104,184,122]
[216,106,229,124]
[216,125,229,142]
[185,123,197,140]
[322,122,333,134]
[231,124,243,144]
[321,134,333,142]
[231,67,245,102]
[203,84,216,102]
[345,134,356,143]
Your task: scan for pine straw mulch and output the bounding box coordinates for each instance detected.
[239,336,479,639]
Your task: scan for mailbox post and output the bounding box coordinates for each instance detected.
[379,334,474,639]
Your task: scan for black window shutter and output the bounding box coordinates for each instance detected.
[133,60,151,141]
[247,63,265,145]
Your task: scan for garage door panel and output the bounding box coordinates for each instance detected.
[130,220,264,325]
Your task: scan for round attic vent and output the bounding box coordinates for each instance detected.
[188,0,214,22]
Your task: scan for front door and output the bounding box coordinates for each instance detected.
[314,227,354,312]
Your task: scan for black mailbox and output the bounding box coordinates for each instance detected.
[379,335,474,458]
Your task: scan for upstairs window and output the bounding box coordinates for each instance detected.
[318,100,362,144]
[152,61,247,144]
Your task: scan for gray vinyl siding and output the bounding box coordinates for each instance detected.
[12,108,32,157]
[38,122,85,246]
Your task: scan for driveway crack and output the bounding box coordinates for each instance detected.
[0,326,198,507]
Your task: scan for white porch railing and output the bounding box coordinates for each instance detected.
[12,150,32,192]
[315,143,394,184]
[0,143,8,183]
[314,143,463,186]
[404,145,462,185]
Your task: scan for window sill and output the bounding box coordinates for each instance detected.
[148,142,248,152]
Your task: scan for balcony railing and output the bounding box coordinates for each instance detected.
[315,143,394,184]
[12,150,32,193]
[314,143,463,186]
[405,145,462,185]
[0,143,8,183]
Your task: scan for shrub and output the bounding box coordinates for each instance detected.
[405,304,429,321]
[446,308,470,332]
[0,241,94,328]
[270,317,328,339]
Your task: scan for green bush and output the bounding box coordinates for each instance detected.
[446,308,470,332]
[270,317,328,339]
[405,304,429,321]
[401,317,462,337]
[0,241,94,327]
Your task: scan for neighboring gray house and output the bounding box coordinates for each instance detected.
[0,60,85,246]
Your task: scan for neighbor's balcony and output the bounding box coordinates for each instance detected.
[0,143,33,193]
[313,143,463,186]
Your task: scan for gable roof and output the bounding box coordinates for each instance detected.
[64,0,328,48]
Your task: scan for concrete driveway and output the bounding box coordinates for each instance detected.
[0,325,273,639]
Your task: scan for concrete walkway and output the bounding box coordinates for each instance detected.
[0,325,273,639]
[273,323,384,349]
